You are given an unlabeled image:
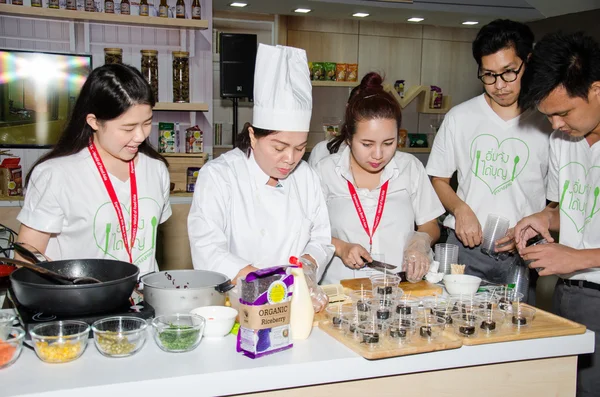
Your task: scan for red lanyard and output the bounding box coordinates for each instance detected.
[88,142,138,263]
[347,180,389,252]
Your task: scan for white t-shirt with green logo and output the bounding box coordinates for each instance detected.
[18,150,172,276]
[426,94,553,229]
[547,131,600,283]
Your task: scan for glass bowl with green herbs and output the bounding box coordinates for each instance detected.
[151,314,205,353]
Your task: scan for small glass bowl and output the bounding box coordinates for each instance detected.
[510,304,536,328]
[451,313,483,338]
[151,314,205,353]
[357,319,389,349]
[370,274,402,299]
[0,328,25,369]
[325,304,355,330]
[29,321,90,364]
[415,314,446,341]
[0,313,16,341]
[92,316,148,358]
[473,309,506,334]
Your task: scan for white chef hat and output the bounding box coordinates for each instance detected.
[252,44,312,132]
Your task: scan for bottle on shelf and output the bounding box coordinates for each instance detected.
[66,0,76,10]
[85,0,95,12]
[31,0,42,6]
[48,0,59,8]
[141,49,159,102]
[172,51,190,103]
[158,0,168,18]
[104,0,115,13]
[120,0,130,15]
[191,0,201,19]
[175,0,185,18]
[104,48,123,65]
[139,0,149,16]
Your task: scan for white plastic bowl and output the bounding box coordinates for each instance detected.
[190,306,237,338]
[443,274,482,296]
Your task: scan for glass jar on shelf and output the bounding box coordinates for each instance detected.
[175,0,185,18]
[139,0,149,16]
[104,0,115,13]
[104,48,122,65]
[141,49,159,102]
[120,0,130,14]
[158,0,168,17]
[172,51,189,103]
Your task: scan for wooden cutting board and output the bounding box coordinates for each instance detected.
[318,321,462,360]
[340,278,443,297]
[460,303,586,346]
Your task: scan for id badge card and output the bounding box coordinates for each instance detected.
[354,253,384,279]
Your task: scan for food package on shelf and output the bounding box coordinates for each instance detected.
[0,157,23,197]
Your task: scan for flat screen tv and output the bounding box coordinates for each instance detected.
[0,49,92,148]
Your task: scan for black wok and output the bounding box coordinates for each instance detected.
[8,258,139,316]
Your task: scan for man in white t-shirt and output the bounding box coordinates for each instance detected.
[426,19,552,292]
[515,32,600,397]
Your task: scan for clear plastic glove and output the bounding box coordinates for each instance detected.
[299,256,329,313]
[402,232,433,283]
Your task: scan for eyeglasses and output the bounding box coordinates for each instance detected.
[478,62,524,85]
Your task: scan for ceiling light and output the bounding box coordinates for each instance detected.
[462,21,479,25]
[407,17,424,22]
[352,12,369,18]
[294,8,311,13]
[229,2,247,7]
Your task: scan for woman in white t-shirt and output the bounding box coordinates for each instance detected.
[16,63,172,276]
[315,72,445,285]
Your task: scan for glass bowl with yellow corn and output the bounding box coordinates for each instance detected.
[29,321,89,363]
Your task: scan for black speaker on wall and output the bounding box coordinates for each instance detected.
[219,33,257,99]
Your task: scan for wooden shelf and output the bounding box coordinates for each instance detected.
[0,195,24,201]
[0,4,209,29]
[170,191,193,197]
[162,152,208,158]
[154,102,209,112]
[417,89,452,114]
[312,81,357,88]
[399,147,431,154]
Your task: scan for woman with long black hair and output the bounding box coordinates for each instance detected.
[16,63,171,276]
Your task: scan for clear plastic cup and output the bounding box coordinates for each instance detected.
[388,317,416,345]
[350,290,374,321]
[498,290,525,313]
[481,214,510,257]
[435,243,459,274]
[511,303,536,328]
[473,308,506,334]
[429,304,459,327]
[474,292,500,310]
[357,319,389,349]
[370,273,402,299]
[451,313,483,338]
[415,314,446,341]
[325,303,355,331]
[394,296,421,318]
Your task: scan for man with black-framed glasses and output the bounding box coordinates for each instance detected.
[426,19,553,296]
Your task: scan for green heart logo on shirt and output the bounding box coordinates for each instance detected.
[558,162,600,233]
[92,198,161,264]
[470,134,530,194]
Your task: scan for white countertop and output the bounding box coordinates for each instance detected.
[0,308,594,397]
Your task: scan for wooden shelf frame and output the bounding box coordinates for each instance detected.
[385,84,452,114]
[154,102,209,112]
[312,81,357,88]
[0,4,209,29]
[399,147,431,154]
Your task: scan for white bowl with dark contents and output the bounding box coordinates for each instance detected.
[443,274,482,296]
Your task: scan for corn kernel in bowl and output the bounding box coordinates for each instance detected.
[34,340,85,363]
[29,320,89,364]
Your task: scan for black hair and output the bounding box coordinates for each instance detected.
[519,31,600,110]
[328,72,401,154]
[472,19,534,68]
[236,122,275,156]
[26,63,167,185]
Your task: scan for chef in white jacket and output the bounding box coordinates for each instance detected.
[188,44,334,307]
